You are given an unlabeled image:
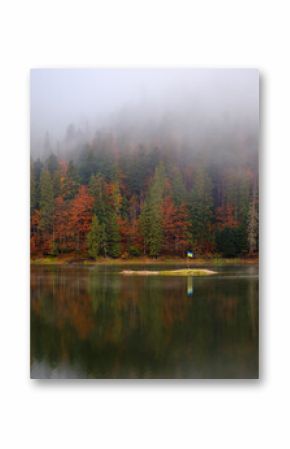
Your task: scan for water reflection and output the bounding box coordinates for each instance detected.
[31,265,259,379]
[187,276,193,296]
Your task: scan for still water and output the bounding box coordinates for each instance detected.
[31,264,258,379]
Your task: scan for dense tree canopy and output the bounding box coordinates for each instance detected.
[30,135,258,258]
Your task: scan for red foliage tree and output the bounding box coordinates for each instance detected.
[69,186,94,253]
[215,204,239,230]
[30,210,41,255]
[30,209,54,255]
[162,196,191,256]
[53,196,74,253]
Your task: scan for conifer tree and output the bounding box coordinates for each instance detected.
[87,215,103,258]
[248,189,258,256]
[106,211,121,258]
[140,163,166,257]
[39,169,54,233]
[89,174,121,257]
[171,167,186,206]
[52,168,62,198]
[30,159,43,211]
[78,147,97,184]
[63,161,80,200]
[89,174,107,222]
[140,200,151,255]
[46,153,58,174]
[190,166,214,254]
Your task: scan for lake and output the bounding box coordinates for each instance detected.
[31,264,259,379]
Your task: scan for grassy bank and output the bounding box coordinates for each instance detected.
[31,255,258,266]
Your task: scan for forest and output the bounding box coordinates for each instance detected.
[30,127,259,260]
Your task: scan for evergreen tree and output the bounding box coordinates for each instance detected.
[52,168,62,198]
[39,169,54,233]
[89,174,107,221]
[32,158,43,209]
[140,200,151,255]
[140,163,166,257]
[237,171,252,253]
[106,211,121,258]
[78,146,97,184]
[216,227,244,257]
[63,161,80,200]
[171,167,186,206]
[87,215,103,258]
[89,174,121,257]
[189,166,214,254]
[46,153,58,174]
[248,190,258,255]
[34,158,43,181]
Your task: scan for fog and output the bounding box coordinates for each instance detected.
[30,68,259,161]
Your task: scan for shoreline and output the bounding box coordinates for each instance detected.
[31,256,259,266]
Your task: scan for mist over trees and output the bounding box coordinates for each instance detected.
[30,69,259,259]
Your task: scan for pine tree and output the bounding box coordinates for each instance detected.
[106,211,121,258]
[63,161,80,200]
[248,190,258,256]
[171,167,186,206]
[89,174,107,222]
[30,158,43,211]
[39,169,54,233]
[87,215,103,258]
[216,227,244,257]
[140,163,166,257]
[236,169,253,254]
[190,165,214,254]
[52,168,62,198]
[139,199,149,253]
[89,174,122,257]
[46,153,58,174]
[78,146,97,184]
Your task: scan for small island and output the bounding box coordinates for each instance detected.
[121,268,217,276]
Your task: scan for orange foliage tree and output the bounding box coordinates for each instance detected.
[69,186,94,253]
[162,196,191,255]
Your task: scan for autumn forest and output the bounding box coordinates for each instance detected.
[30,129,258,260]
[30,69,259,380]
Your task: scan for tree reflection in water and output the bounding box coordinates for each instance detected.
[31,265,258,378]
